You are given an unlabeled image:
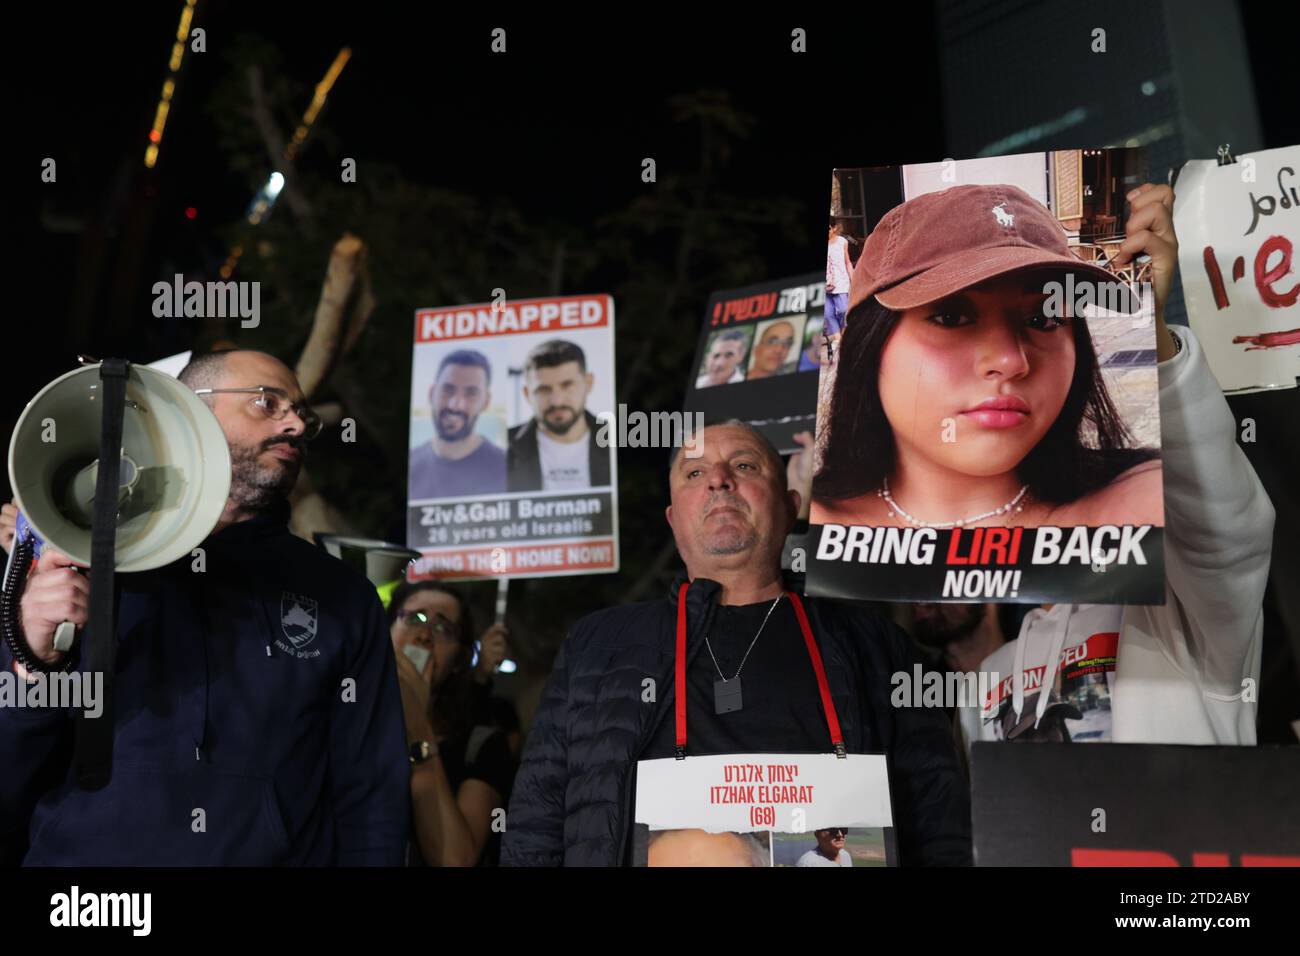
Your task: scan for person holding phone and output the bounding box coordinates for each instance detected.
[389,580,516,866]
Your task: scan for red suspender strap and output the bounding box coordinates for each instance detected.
[787,591,847,757]
[673,583,847,759]
[674,582,690,758]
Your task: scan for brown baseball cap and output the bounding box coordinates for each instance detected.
[847,183,1126,313]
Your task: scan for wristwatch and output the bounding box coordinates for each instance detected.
[409,740,438,765]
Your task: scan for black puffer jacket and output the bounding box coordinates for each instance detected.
[502,573,971,866]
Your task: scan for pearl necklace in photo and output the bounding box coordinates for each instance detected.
[879,477,1029,529]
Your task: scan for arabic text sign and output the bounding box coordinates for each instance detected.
[1175,145,1300,392]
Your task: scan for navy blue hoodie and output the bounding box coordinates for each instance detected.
[0,500,411,866]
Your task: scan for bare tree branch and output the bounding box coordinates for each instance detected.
[330,374,388,455]
[286,235,376,541]
[295,233,372,400]
[312,401,345,427]
[246,64,314,225]
[288,468,359,542]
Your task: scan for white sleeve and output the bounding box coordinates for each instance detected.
[1130,325,1274,711]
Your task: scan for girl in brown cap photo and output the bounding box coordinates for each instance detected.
[811,178,1168,531]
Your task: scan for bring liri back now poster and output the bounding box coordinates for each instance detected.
[806,150,1166,604]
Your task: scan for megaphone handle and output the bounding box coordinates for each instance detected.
[53,620,76,653]
[51,564,88,653]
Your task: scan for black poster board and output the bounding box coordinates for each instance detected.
[682,274,824,453]
[971,742,1300,866]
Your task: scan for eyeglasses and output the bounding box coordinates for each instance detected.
[762,338,795,349]
[819,828,849,837]
[400,610,460,643]
[193,386,322,439]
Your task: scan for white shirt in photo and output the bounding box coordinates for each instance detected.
[695,367,745,389]
[827,235,852,293]
[796,848,853,867]
[537,429,591,491]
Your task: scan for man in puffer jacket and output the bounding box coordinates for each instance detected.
[502,420,971,866]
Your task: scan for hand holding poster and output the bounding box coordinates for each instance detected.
[1174,144,1299,393]
[406,294,619,580]
[806,150,1166,604]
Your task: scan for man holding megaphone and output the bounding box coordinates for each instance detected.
[0,350,411,866]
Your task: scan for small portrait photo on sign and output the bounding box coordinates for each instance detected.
[695,326,754,389]
[798,314,828,373]
[771,826,888,867]
[643,827,772,867]
[409,344,510,501]
[747,314,807,380]
[506,335,614,494]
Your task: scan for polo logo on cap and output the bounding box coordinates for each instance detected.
[991,203,1014,227]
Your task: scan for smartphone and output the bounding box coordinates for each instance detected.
[403,643,431,673]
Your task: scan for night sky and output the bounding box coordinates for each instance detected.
[8,5,943,437]
[6,1,1293,479]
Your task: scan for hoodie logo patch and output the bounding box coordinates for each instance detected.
[280,592,319,649]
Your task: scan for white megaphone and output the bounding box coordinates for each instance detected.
[6,361,232,650]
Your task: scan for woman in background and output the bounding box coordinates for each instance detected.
[390,579,516,866]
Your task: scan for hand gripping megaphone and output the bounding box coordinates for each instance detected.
[2,358,231,788]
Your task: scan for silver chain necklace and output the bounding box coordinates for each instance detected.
[706,594,783,715]
[879,477,1028,529]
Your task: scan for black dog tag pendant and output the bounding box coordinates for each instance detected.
[714,677,743,714]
